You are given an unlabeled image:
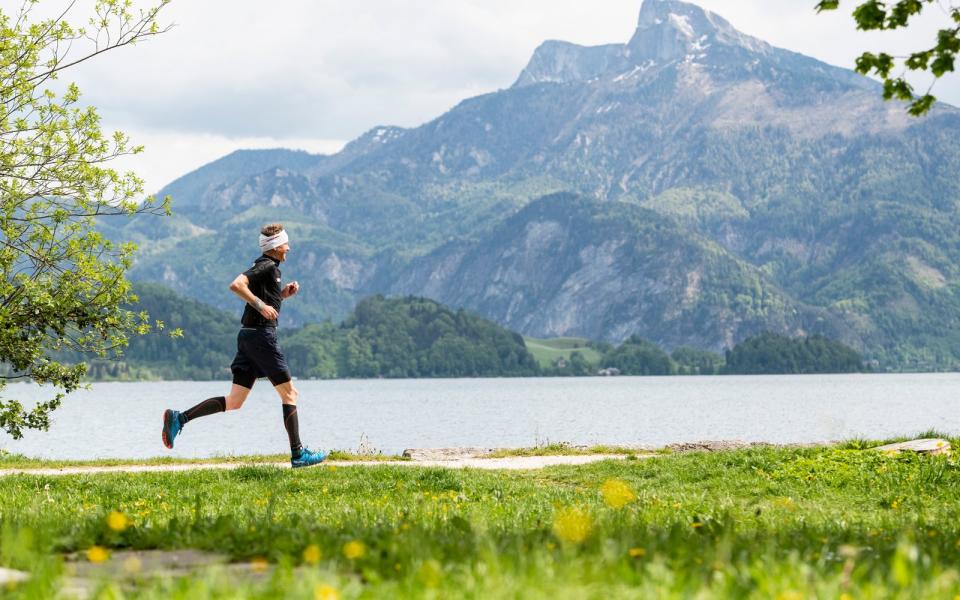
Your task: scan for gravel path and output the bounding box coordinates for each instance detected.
[0,454,642,477]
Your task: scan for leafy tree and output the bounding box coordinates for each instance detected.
[0,1,171,437]
[671,346,724,375]
[552,350,593,376]
[601,335,674,376]
[723,332,864,374]
[817,0,959,115]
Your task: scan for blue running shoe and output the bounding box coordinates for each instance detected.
[162,409,182,449]
[292,447,327,468]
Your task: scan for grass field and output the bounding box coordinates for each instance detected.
[1,437,959,598]
[523,336,604,369]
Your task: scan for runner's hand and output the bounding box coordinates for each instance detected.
[260,305,279,320]
[282,281,300,298]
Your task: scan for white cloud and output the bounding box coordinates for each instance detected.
[4,0,956,189]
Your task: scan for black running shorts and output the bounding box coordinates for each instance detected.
[230,327,292,388]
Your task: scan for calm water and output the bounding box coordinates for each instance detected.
[1,374,958,460]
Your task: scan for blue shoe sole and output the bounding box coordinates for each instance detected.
[291,455,327,468]
[162,409,177,449]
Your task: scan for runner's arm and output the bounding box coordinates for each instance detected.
[229,274,278,319]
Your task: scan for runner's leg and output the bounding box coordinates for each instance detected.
[225,383,254,411]
[178,395,226,426]
[273,380,303,458]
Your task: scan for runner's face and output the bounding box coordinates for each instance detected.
[273,243,290,262]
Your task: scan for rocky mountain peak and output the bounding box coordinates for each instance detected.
[628,0,769,62]
[513,0,773,87]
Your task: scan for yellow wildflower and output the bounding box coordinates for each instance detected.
[601,479,637,509]
[343,540,366,560]
[552,507,592,544]
[691,521,703,529]
[107,511,129,532]
[314,584,340,600]
[303,544,322,564]
[249,557,269,573]
[628,547,646,557]
[86,546,109,563]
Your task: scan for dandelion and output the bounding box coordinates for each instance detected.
[628,547,646,557]
[552,507,592,544]
[303,544,322,565]
[249,557,269,573]
[106,511,129,532]
[601,479,637,508]
[314,584,340,600]
[343,540,366,560]
[86,546,109,563]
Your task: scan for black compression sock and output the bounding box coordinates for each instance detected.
[282,404,303,457]
[180,396,226,426]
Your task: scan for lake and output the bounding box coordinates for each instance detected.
[1,373,958,460]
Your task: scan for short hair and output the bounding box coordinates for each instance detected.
[261,223,284,237]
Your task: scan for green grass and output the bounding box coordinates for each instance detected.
[0,450,408,470]
[523,336,604,369]
[1,436,960,597]
[486,443,652,458]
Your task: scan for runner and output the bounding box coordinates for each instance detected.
[160,223,327,468]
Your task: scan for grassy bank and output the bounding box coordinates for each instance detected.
[1,437,959,598]
[523,336,604,369]
[0,451,407,470]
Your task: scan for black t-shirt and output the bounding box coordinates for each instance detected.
[240,255,282,327]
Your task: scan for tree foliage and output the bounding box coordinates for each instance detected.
[600,335,674,376]
[0,0,171,437]
[270,296,541,378]
[723,332,864,375]
[817,0,960,115]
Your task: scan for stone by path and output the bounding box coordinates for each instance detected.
[0,454,639,477]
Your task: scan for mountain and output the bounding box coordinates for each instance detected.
[113,0,960,369]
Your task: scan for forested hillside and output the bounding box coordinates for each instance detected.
[101,1,960,369]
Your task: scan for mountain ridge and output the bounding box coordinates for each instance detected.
[114,0,960,369]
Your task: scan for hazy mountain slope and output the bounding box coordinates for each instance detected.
[115,0,960,368]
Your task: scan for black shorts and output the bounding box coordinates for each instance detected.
[230,327,291,388]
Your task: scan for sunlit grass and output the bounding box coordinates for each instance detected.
[1,434,958,597]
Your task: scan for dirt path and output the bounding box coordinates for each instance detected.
[0,454,644,477]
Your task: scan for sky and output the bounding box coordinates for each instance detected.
[5,0,957,193]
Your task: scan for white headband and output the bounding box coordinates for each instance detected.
[259,230,289,253]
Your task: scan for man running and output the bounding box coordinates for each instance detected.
[161,223,327,468]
